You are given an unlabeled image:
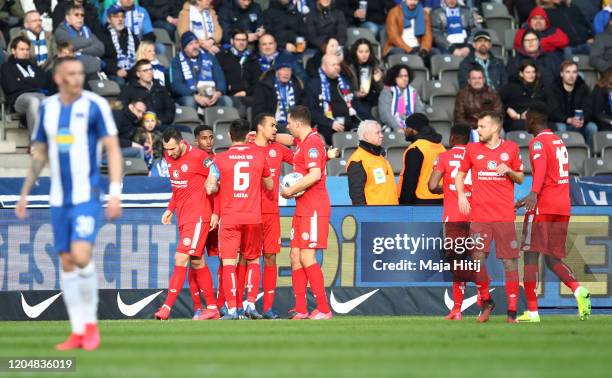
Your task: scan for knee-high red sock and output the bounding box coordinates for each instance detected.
[222,265,237,310]
[236,263,247,307]
[451,281,465,311]
[164,266,187,308]
[263,265,277,312]
[523,263,539,312]
[194,266,217,309]
[304,263,330,313]
[505,270,519,312]
[292,268,308,314]
[550,262,581,292]
[188,268,202,311]
[246,263,261,303]
[474,263,490,302]
[216,265,225,308]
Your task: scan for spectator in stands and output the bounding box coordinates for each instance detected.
[592,67,612,131]
[383,0,433,58]
[218,0,265,44]
[348,38,384,114]
[140,0,182,41]
[257,33,307,82]
[56,42,75,59]
[133,111,163,169]
[17,10,56,70]
[305,53,366,144]
[506,29,561,85]
[514,6,569,54]
[540,0,593,55]
[508,0,538,24]
[500,60,548,132]
[398,112,445,205]
[378,64,425,132]
[454,66,503,128]
[0,36,49,134]
[134,41,168,86]
[54,4,104,77]
[52,0,102,34]
[114,99,147,158]
[264,0,305,53]
[177,0,222,54]
[171,31,230,110]
[122,59,176,126]
[103,0,155,43]
[305,0,348,50]
[594,0,612,35]
[252,53,304,132]
[458,30,506,90]
[545,59,598,146]
[305,36,350,78]
[337,0,395,37]
[590,16,612,74]
[346,120,398,205]
[573,0,600,25]
[99,5,140,85]
[430,0,478,57]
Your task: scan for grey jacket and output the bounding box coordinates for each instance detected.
[430,5,478,51]
[378,85,425,131]
[590,30,612,74]
[54,23,104,74]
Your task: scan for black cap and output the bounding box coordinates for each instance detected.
[473,30,491,42]
[405,113,429,132]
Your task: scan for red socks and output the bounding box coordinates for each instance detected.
[263,265,277,312]
[523,263,539,312]
[164,265,187,308]
[551,262,581,292]
[188,268,202,311]
[505,270,519,312]
[222,265,237,309]
[451,281,465,311]
[245,263,260,303]
[291,268,308,313]
[194,266,216,309]
[304,263,330,313]
[216,265,225,308]
[236,263,246,307]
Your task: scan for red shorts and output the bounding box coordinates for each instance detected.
[521,212,570,258]
[470,222,520,259]
[206,227,219,256]
[443,222,472,258]
[177,220,210,257]
[262,213,281,254]
[290,214,329,250]
[218,223,263,260]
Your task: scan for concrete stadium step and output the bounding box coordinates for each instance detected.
[5,128,29,148]
[0,167,49,177]
[0,141,16,153]
[2,153,32,168]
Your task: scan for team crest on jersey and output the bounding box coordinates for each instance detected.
[172,170,180,179]
[269,149,277,158]
[183,237,192,246]
[308,148,318,159]
[476,154,484,160]
[533,141,543,151]
[487,161,497,170]
[500,152,509,162]
[181,164,189,172]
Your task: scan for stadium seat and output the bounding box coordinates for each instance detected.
[343,146,357,158]
[153,28,175,62]
[424,106,452,130]
[156,54,170,68]
[123,157,149,176]
[593,131,612,156]
[9,27,20,40]
[326,158,348,176]
[432,124,451,147]
[382,131,408,149]
[429,94,456,120]
[505,130,532,147]
[214,120,232,136]
[571,55,599,89]
[556,131,587,147]
[482,3,514,47]
[584,156,612,176]
[347,27,381,59]
[430,55,462,87]
[387,54,429,94]
[556,131,589,176]
[174,106,200,129]
[504,29,518,57]
[380,28,388,53]
[203,106,240,128]
[370,106,380,123]
[88,80,120,99]
[214,132,231,149]
[332,131,359,152]
[302,51,315,70]
[421,80,457,104]
[386,146,406,175]
[181,131,195,146]
[214,146,229,154]
[254,0,270,9]
[519,146,532,174]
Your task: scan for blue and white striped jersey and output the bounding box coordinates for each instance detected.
[32,90,118,207]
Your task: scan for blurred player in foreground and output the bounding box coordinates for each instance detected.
[155,128,219,320]
[456,111,524,323]
[16,57,123,350]
[206,119,273,320]
[515,103,591,322]
[282,106,332,320]
[429,123,475,320]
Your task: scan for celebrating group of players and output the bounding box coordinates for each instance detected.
[154,106,333,321]
[430,105,591,323]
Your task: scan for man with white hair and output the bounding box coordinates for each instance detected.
[346,120,398,205]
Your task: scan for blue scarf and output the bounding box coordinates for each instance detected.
[318,68,355,119]
[401,2,425,36]
[179,50,214,92]
[25,29,47,66]
[63,21,91,39]
[229,46,251,65]
[259,52,279,72]
[274,78,296,125]
[608,90,612,115]
[125,7,144,37]
[445,7,463,36]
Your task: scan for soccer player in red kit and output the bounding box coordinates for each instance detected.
[154,128,219,320]
[455,111,525,323]
[429,123,475,320]
[515,103,591,322]
[206,119,273,320]
[281,106,332,320]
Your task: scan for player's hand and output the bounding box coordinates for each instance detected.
[515,198,525,209]
[106,195,122,220]
[496,163,512,176]
[281,186,294,199]
[327,147,339,159]
[210,214,219,230]
[332,122,345,132]
[15,196,28,220]
[523,191,538,212]
[161,210,173,225]
[458,195,471,216]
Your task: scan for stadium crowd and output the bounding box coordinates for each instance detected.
[1,0,612,178]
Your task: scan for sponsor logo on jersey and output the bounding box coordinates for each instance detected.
[308,148,319,159]
[172,169,180,179]
[500,152,509,162]
[55,128,74,152]
[487,161,497,170]
[476,154,484,160]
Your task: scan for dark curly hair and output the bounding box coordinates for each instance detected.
[383,64,412,86]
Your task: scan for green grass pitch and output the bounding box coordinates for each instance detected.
[1,316,611,378]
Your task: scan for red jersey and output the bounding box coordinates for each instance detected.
[214,144,271,225]
[529,129,570,216]
[293,130,331,217]
[459,139,523,222]
[165,142,214,226]
[433,145,472,222]
[249,141,294,214]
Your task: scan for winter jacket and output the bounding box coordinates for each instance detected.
[454,85,503,128]
[543,3,592,46]
[216,48,261,96]
[592,84,612,131]
[458,51,507,90]
[514,6,569,53]
[14,29,57,71]
[0,56,49,107]
[430,5,478,52]
[54,22,105,75]
[98,27,140,76]
[132,127,163,159]
[499,76,547,131]
[177,4,223,44]
[218,0,264,43]
[383,4,433,56]
[263,0,305,49]
[113,107,142,148]
[121,80,176,125]
[378,85,425,131]
[52,0,102,35]
[170,50,227,97]
[545,75,593,123]
[251,70,304,125]
[304,4,348,49]
[101,5,155,42]
[505,48,562,86]
[590,29,612,73]
[140,0,182,22]
[335,0,396,26]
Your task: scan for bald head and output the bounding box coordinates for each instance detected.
[321,54,341,79]
[357,120,383,147]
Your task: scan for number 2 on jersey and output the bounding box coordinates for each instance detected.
[555,146,569,178]
[234,162,250,191]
